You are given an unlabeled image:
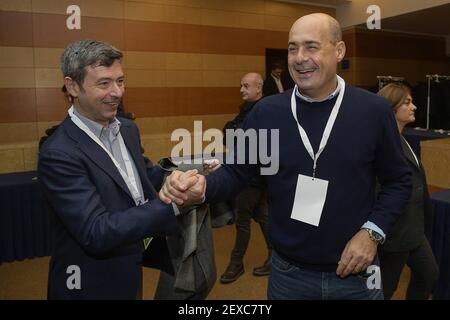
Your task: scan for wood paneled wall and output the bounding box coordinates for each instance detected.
[339,27,450,88]
[0,0,334,172]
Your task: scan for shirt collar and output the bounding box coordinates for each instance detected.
[72,107,121,139]
[295,75,343,103]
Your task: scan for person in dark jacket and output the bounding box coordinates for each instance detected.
[219,72,272,284]
[263,62,294,97]
[377,83,439,300]
[38,40,185,299]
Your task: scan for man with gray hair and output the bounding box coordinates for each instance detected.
[38,40,190,299]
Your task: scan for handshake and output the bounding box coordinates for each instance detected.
[159,159,220,208]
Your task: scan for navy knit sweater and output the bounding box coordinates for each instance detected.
[206,85,412,271]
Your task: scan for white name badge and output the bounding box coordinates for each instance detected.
[290,174,329,227]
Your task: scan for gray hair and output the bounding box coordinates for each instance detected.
[256,76,263,89]
[60,40,123,85]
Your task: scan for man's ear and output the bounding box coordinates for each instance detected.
[64,77,80,99]
[335,41,346,62]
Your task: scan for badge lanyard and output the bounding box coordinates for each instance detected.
[290,76,346,179]
[68,106,143,205]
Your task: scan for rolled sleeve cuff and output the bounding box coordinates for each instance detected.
[361,221,386,239]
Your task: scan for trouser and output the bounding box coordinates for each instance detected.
[230,187,272,264]
[154,269,208,300]
[136,267,143,300]
[268,250,384,300]
[379,236,439,300]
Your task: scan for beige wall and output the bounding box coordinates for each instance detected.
[0,0,334,173]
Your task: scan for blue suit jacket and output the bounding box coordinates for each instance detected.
[38,116,177,299]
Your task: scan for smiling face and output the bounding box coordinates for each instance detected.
[65,59,124,126]
[287,14,345,101]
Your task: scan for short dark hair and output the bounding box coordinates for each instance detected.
[61,85,73,102]
[271,61,284,71]
[60,40,123,85]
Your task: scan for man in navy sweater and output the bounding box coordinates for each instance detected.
[160,13,412,299]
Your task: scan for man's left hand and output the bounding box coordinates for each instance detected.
[159,170,206,207]
[336,229,377,278]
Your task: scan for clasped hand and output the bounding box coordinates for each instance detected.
[159,169,206,208]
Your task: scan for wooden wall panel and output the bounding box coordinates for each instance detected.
[0,46,34,67]
[354,29,448,61]
[32,13,125,49]
[0,0,335,172]
[1,11,290,54]
[0,67,36,88]
[342,28,450,87]
[31,0,124,19]
[0,0,31,12]
[126,87,241,118]
[0,122,38,143]
[0,11,33,47]
[0,88,37,123]
[422,138,450,188]
[35,88,68,121]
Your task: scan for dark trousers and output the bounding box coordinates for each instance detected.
[230,187,272,264]
[136,267,143,300]
[379,237,439,300]
[154,269,208,300]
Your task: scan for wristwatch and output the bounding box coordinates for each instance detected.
[362,228,385,245]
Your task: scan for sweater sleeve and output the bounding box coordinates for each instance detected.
[369,102,412,234]
[206,104,262,202]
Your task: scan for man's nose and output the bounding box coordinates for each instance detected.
[295,46,309,63]
[110,82,124,98]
